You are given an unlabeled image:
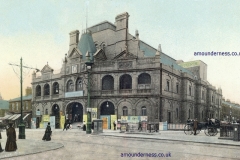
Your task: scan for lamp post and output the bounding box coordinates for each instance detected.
[85,51,94,134]
[230,106,232,123]
[9,58,40,139]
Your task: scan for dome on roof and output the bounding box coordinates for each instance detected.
[78,30,97,60]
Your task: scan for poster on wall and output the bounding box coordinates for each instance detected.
[128,116,139,123]
[83,114,87,123]
[60,116,65,129]
[42,115,50,122]
[91,108,97,121]
[140,116,148,121]
[110,115,117,130]
[121,116,128,123]
[50,116,55,129]
[31,118,36,129]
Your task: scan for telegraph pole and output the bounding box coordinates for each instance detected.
[9,58,39,139]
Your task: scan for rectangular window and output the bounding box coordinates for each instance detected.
[167,80,170,91]
[202,91,204,100]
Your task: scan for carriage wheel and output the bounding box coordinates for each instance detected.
[196,129,201,135]
[213,128,218,136]
[184,124,193,135]
[207,127,217,136]
[204,128,210,136]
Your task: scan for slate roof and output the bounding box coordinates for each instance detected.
[9,95,32,102]
[78,31,97,61]
[139,41,194,76]
[222,101,240,109]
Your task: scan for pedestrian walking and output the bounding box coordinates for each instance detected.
[42,122,52,141]
[63,119,68,131]
[193,118,198,135]
[91,121,94,132]
[5,121,17,152]
[83,121,86,131]
[138,121,142,131]
[113,121,116,130]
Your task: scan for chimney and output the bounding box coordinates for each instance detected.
[115,12,129,31]
[69,30,80,49]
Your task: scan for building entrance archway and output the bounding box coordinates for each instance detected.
[100,101,115,115]
[51,104,60,128]
[66,102,83,123]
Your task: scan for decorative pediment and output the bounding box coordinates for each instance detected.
[113,50,138,60]
[68,47,82,59]
[41,64,53,73]
[93,49,107,61]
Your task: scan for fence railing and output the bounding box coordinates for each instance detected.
[167,123,185,130]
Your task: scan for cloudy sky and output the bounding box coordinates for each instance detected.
[1,0,240,104]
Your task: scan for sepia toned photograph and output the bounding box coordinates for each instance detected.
[0,0,240,159]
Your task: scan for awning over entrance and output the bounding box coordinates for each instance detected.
[0,115,12,120]
[7,114,21,121]
[23,113,31,120]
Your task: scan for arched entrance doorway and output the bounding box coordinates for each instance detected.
[66,102,83,123]
[51,104,60,128]
[100,101,115,129]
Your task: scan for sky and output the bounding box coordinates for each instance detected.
[0,0,240,104]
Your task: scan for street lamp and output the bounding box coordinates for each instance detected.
[85,51,94,134]
[9,58,39,139]
[230,106,232,123]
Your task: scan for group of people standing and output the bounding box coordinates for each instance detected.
[0,121,17,152]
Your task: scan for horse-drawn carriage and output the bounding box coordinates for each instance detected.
[184,119,220,136]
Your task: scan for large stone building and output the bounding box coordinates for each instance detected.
[31,12,222,127]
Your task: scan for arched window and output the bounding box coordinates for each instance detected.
[176,108,178,118]
[44,84,50,96]
[12,104,14,111]
[102,75,114,90]
[141,106,147,116]
[67,80,74,92]
[16,103,18,111]
[45,109,48,115]
[138,73,151,84]
[53,82,59,94]
[76,78,83,91]
[36,85,41,97]
[120,74,132,89]
[123,106,128,116]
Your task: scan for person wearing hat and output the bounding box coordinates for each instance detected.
[42,122,52,141]
[5,121,17,152]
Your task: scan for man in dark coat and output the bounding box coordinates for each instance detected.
[5,122,17,152]
[42,122,52,141]
[193,118,198,135]
[63,119,68,131]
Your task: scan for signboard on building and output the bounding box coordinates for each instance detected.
[91,108,97,121]
[65,91,84,98]
[42,115,50,122]
[36,111,41,116]
[50,116,55,129]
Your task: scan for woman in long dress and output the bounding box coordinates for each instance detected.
[42,122,52,141]
[5,122,17,152]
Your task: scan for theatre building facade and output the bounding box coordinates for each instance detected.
[31,12,222,128]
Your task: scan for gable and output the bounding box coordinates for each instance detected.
[41,65,53,73]
[68,47,82,59]
[113,50,138,60]
[93,49,107,61]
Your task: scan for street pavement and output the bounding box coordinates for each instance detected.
[0,126,239,159]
